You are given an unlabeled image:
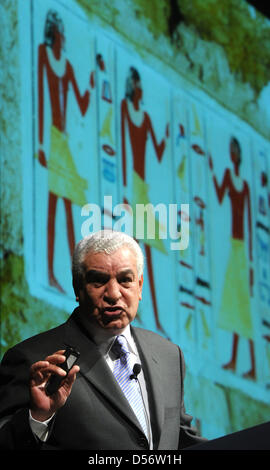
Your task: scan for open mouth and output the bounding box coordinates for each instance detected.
[102,306,123,314]
[101,306,124,322]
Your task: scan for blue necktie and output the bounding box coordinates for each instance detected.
[112,335,148,438]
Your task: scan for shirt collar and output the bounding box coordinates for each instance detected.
[106,325,138,359]
[118,325,137,356]
[91,324,137,358]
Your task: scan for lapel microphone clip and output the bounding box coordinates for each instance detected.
[130,363,141,381]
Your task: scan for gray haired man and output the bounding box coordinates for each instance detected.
[0,230,205,450]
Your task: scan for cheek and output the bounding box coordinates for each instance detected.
[125,290,141,310]
[81,287,100,306]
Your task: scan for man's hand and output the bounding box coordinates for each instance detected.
[29,350,80,422]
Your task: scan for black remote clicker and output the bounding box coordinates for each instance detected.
[45,346,80,396]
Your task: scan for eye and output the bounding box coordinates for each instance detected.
[93,280,105,288]
[86,271,109,286]
[118,275,134,286]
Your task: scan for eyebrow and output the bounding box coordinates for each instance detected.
[85,270,109,282]
[118,268,135,276]
[86,268,136,280]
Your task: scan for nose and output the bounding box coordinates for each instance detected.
[104,279,121,304]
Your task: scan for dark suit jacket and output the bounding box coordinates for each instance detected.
[0,308,204,450]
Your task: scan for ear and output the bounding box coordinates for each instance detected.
[138,274,143,300]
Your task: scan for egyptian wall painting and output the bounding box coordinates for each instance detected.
[22,0,270,404]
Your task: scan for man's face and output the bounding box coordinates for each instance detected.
[77,247,143,334]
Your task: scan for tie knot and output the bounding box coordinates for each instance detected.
[112,335,129,359]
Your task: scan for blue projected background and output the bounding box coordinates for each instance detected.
[1,0,270,440]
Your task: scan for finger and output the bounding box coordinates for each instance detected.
[30,364,67,388]
[53,350,66,355]
[30,361,50,379]
[30,361,51,386]
[70,365,80,376]
[44,363,68,377]
[64,365,80,388]
[45,349,73,364]
[30,360,50,372]
[32,363,68,383]
[45,353,66,365]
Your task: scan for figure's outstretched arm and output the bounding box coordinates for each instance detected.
[68,61,90,116]
[209,155,230,204]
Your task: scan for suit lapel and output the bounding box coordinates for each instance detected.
[63,312,146,435]
[132,327,164,447]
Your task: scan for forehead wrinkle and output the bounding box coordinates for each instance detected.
[82,249,138,274]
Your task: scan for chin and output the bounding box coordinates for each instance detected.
[101,317,128,332]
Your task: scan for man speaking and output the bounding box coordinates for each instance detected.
[0,230,205,450]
